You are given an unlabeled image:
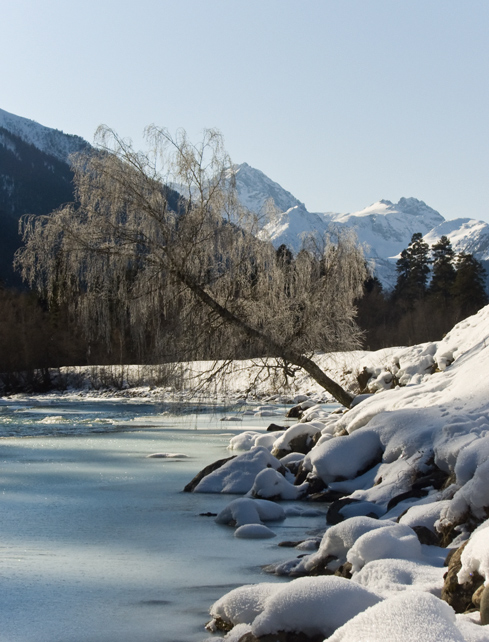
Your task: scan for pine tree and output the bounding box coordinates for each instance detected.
[393,232,430,305]
[429,236,456,303]
[452,253,488,316]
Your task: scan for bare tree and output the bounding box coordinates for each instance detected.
[15,126,366,407]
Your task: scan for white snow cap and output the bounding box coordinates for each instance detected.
[328,591,465,642]
[250,576,381,638]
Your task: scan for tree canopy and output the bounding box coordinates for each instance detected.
[15,126,367,406]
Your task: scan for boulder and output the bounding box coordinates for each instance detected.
[480,584,489,625]
[441,540,485,613]
[267,423,288,432]
[183,456,236,492]
[286,405,303,419]
[412,525,442,546]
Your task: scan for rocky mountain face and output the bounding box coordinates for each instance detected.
[0,109,89,286]
[233,163,489,290]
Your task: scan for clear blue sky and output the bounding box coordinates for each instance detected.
[2,0,489,222]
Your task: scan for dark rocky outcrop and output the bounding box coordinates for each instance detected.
[183,456,236,492]
[356,367,372,393]
[441,541,484,613]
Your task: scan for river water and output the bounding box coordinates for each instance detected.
[0,394,331,642]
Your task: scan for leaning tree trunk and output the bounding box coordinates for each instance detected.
[175,270,355,408]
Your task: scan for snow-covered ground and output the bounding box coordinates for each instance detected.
[190,305,489,642]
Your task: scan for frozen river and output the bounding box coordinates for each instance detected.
[0,395,330,642]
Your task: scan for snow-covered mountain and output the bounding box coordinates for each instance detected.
[0,108,88,163]
[423,218,489,261]
[233,162,304,215]
[234,162,488,289]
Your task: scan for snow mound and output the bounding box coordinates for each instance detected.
[352,558,446,596]
[328,591,466,642]
[249,467,308,500]
[215,498,285,527]
[347,523,423,573]
[303,429,382,483]
[193,447,283,494]
[209,583,280,629]
[251,576,381,638]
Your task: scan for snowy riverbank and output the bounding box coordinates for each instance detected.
[183,306,489,642]
[11,306,489,641]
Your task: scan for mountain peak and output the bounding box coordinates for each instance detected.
[233,162,304,214]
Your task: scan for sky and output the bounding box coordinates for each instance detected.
[2,0,489,223]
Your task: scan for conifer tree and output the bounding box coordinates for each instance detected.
[452,252,488,316]
[393,232,430,305]
[429,236,456,303]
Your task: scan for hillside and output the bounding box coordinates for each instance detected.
[0,109,89,286]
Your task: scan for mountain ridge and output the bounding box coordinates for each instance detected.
[1,108,488,290]
[233,162,489,289]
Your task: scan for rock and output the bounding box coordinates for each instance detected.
[356,367,372,393]
[301,554,338,577]
[472,584,484,608]
[300,473,327,495]
[441,541,485,613]
[386,487,429,511]
[206,616,233,632]
[326,498,363,525]
[412,525,442,546]
[286,405,303,419]
[267,423,288,432]
[412,466,451,491]
[183,456,236,492]
[278,540,305,548]
[480,584,489,624]
[273,433,318,459]
[307,489,346,502]
[334,562,353,579]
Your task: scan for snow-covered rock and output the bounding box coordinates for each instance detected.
[192,447,284,494]
[215,497,285,527]
[328,591,466,642]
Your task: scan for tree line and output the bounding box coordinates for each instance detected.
[357,233,488,348]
